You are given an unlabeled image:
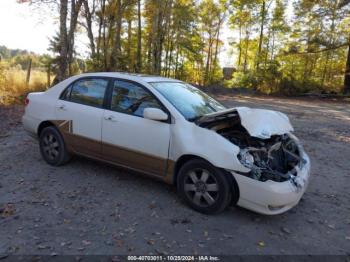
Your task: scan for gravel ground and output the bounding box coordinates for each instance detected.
[0,96,349,256]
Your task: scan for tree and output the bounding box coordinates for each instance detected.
[82,0,97,58]
[341,0,350,93]
[16,0,350,94]
[135,0,142,72]
[256,0,266,70]
[229,0,259,72]
[110,0,123,70]
[291,0,350,92]
[345,40,350,93]
[269,0,288,61]
[199,0,223,84]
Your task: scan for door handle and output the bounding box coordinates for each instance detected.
[104,115,117,122]
[56,104,67,111]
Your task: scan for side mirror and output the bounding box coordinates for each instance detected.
[143,108,168,121]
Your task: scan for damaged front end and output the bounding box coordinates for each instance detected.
[236,134,306,188]
[195,107,307,188]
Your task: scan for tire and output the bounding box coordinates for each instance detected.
[177,159,232,214]
[39,126,71,166]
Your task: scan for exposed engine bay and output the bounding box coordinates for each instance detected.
[195,110,303,183]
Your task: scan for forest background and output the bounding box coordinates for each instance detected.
[1,0,349,105]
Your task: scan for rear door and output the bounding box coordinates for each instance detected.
[55,77,109,158]
[101,79,171,176]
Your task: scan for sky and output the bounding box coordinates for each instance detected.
[0,0,91,57]
[0,0,57,54]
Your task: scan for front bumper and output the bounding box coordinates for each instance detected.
[231,152,311,215]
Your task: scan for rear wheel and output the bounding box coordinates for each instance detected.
[177,159,232,214]
[39,126,71,166]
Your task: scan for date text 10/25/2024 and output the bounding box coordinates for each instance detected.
[127,255,220,261]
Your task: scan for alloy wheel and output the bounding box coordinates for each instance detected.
[184,168,219,207]
[42,133,60,160]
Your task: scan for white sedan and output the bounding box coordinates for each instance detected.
[22,72,311,215]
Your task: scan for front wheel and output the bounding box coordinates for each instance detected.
[39,126,71,166]
[177,159,232,214]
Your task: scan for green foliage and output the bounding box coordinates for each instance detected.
[11,0,350,95]
[226,0,350,94]
[226,71,258,89]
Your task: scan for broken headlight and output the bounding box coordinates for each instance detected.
[238,149,255,169]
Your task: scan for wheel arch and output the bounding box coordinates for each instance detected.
[173,154,240,205]
[173,155,205,185]
[37,121,56,137]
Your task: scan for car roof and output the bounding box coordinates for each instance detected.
[75,72,182,83]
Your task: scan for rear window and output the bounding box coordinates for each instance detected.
[61,78,109,108]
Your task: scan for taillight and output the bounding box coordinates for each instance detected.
[24,97,29,106]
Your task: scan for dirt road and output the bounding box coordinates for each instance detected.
[0,96,349,255]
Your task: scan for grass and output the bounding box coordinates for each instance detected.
[0,67,50,105]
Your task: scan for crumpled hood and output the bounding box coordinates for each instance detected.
[196,106,294,139]
[235,107,294,139]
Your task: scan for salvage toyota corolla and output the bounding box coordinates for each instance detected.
[22,72,311,215]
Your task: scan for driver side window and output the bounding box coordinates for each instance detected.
[111,80,162,117]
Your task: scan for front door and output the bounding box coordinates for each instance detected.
[55,77,109,158]
[101,80,171,176]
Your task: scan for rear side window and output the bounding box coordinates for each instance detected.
[60,85,72,100]
[62,78,109,108]
[111,80,163,117]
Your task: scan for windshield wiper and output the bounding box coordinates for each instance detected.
[187,115,202,122]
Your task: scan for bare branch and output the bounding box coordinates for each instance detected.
[283,42,350,56]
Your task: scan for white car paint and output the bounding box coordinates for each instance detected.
[198,107,294,139]
[101,108,171,170]
[236,107,294,139]
[232,140,311,215]
[22,72,311,215]
[56,99,104,157]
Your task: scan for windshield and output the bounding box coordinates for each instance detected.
[151,82,226,120]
